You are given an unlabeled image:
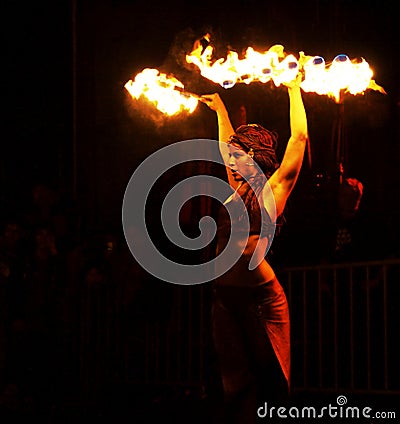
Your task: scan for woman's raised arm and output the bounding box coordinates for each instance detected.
[267,77,308,217]
[201,93,238,189]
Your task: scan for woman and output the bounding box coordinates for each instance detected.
[201,76,308,423]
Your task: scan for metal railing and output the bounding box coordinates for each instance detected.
[75,259,400,398]
[282,258,400,396]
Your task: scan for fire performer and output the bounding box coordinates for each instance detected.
[200,72,308,423]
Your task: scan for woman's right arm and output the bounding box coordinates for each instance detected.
[201,93,237,188]
[201,93,235,143]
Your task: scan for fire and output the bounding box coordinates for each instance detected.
[299,52,386,103]
[186,40,299,89]
[124,68,199,115]
[186,35,386,102]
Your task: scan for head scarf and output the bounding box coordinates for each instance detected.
[229,124,279,179]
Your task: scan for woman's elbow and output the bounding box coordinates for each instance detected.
[293,131,308,143]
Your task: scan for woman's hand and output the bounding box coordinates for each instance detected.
[283,71,303,90]
[200,93,226,112]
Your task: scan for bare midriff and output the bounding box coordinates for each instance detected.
[215,233,275,287]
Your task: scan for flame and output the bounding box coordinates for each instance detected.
[186,36,386,102]
[299,52,386,103]
[125,68,198,115]
[186,42,299,88]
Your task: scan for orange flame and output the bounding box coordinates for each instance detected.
[299,52,386,103]
[186,36,386,102]
[186,40,299,89]
[125,68,198,115]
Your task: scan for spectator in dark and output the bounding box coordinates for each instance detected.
[334,171,364,261]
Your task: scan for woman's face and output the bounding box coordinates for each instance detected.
[227,143,258,181]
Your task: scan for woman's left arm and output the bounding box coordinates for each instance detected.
[266,77,308,216]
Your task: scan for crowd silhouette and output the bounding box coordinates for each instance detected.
[0,179,171,421]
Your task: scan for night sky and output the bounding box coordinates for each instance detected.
[3,0,400,263]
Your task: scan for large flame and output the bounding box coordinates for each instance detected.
[186,39,298,89]
[186,35,386,102]
[299,52,386,102]
[125,68,199,115]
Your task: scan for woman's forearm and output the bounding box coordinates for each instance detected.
[201,93,235,142]
[288,85,308,141]
[216,108,235,142]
